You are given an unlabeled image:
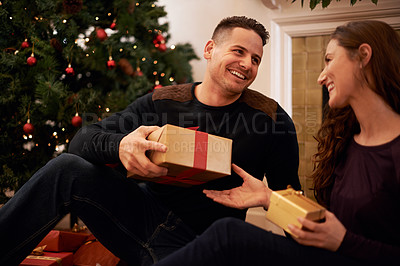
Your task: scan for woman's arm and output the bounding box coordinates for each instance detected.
[288,211,400,264]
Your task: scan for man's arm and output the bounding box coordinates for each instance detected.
[204,164,272,210]
[68,93,152,164]
[264,104,301,191]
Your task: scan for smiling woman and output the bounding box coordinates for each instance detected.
[317,39,361,109]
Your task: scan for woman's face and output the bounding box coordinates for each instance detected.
[318,39,361,109]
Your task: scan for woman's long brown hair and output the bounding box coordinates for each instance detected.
[311,21,400,207]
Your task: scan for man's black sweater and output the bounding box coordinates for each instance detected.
[69,82,300,234]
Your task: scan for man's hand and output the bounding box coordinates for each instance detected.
[203,164,271,210]
[119,126,168,177]
[287,210,346,251]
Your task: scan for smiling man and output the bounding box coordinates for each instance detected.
[197,24,264,105]
[0,16,300,265]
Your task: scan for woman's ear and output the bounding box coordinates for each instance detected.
[203,40,215,60]
[359,43,372,67]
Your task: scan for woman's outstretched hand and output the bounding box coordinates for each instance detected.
[203,164,271,210]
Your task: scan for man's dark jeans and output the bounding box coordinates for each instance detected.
[0,153,196,265]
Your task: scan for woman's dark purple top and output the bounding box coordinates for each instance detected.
[331,135,400,263]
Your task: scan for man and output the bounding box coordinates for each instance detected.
[0,16,300,265]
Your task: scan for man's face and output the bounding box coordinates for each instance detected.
[204,27,263,96]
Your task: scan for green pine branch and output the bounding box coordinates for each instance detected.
[292,0,378,10]
[0,0,199,204]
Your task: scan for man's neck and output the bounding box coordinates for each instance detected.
[194,82,242,107]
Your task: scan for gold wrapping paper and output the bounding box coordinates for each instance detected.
[128,124,232,186]
[266,188,326,237]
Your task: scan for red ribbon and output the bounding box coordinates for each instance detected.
[157,127,208,185]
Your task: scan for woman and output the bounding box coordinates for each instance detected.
[155,20,400,266]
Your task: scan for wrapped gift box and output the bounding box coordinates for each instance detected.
[128,124,232,186]
[36,230,91,252]
[73,237,121,266]
[265,188,326,237]
[20,252,73,266]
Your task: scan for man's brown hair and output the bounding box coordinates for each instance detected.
[212,16,269,46]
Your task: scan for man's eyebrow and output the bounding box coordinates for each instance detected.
[232,45,262,61]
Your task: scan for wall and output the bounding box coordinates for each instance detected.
[292,34,328,199]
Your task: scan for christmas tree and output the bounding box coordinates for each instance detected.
[0,0,198,204]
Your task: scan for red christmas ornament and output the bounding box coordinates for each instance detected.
[65,64,75,76]
[157,43,167,52]
[153,34,165,45]
[110,19,117,29]
[27,54,37,66]
[23,119,34,134]
[153,34,167,52]
[107,56,116,69]
[71,113,82,127]
[21,39,30,49]
[96,28,108,41]
[134,67,143,77]
[150,80,162,92]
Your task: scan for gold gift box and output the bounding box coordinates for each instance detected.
[128,124,232,186]
[265,188,326,237]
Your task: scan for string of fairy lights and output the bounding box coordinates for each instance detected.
[3,1,179,154]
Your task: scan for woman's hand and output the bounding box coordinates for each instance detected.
[287,210,346,251]
[203,164,271,210]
